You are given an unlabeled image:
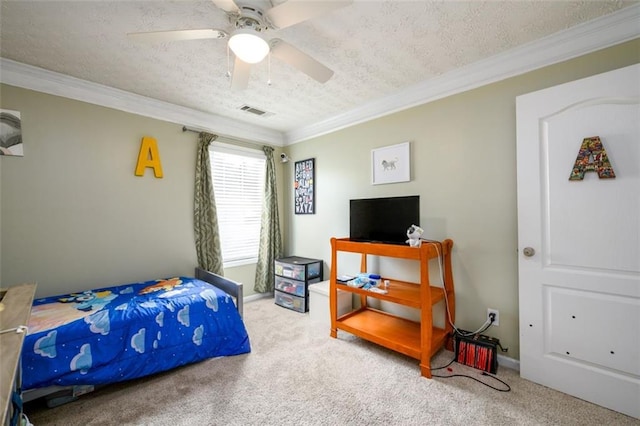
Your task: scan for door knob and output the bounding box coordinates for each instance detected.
[523,247,535,257]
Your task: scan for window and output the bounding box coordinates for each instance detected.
[210,143,266,267]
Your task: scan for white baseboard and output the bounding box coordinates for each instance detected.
[498,353,520,372]
[244,292,273,303]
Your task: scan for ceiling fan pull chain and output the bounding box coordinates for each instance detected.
[226,44,231,79]
[267,52,272,86]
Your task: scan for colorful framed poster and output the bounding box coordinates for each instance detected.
[294,158,315,214]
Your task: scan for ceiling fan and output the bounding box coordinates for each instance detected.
[128,0,352,90]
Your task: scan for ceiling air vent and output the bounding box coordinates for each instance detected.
[239,104,273,117]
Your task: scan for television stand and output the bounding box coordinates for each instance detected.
[329,237,455,378]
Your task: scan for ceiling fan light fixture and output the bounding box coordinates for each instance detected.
[228,28,269,64]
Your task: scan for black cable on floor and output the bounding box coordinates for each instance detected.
[432,370,511,392]
[430,356,456,371]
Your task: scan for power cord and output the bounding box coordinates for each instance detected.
[0,325,28,335]
[431,353,510,393]
[431,369,511,392]
[422,239,510,393]
[430,356,456,371]
[422,239,495,336]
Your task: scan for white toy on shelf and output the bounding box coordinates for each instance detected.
[406,224,424,247]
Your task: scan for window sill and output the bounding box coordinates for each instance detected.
[223,258,258,269]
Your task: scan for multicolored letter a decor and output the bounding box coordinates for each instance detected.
[569,136,616,181]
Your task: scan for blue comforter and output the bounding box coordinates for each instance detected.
[22,276,250,390]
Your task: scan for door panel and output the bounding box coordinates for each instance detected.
[545,103,639,272]
[546,286,639,375]
[517,63,640,419]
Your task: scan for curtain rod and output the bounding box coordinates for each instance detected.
[182,125,268,151]
[182,125,220,140]
[182,125,202,134]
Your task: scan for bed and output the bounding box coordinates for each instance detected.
[21,268,250,404]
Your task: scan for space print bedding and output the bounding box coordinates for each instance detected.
[22,275,251,391]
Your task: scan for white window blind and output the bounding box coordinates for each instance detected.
[210,143,266,267]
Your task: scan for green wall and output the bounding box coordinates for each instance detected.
[283,39,640,360]
[0,86,283,298]
[1,39,638,360]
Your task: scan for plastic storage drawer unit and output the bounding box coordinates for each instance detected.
[275,257,322,281]
[275,276,321,297]
[275,291,307,313]
[274,256,323,313]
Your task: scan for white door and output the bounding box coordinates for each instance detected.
[516,63,640,419]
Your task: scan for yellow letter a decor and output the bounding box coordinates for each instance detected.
[569,136,616,181]
[135,136,163,178]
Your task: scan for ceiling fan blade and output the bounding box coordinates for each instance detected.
[231,56,251,90]
[266,0,352,29]
[210,0,240,14]
[270,39,334,83]
[128,29,227,43]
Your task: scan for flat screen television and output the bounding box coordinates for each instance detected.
[350,195,420,245]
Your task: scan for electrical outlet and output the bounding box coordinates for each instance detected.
[487,308,499,326]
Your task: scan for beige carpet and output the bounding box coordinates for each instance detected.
[24,297,637,426]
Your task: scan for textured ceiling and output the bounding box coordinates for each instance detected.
[0,0,637,140]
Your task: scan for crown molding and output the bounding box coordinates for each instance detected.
[284,4,640,144]
[0,59,284,146]
[1,5,638,146]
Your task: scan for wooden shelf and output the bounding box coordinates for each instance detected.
[336,281,445,309]
[1,283,37,424]
[329,238,455,378]
[336,308,447,360]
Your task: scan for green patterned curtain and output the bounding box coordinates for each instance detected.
[193,132,224,275]
[254,146,283,293]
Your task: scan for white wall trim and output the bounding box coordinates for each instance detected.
[1,5,638,146]
[0,59,284,146]
[498,354,520,372]
[244,292,273,304]
[284,4,640,144]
